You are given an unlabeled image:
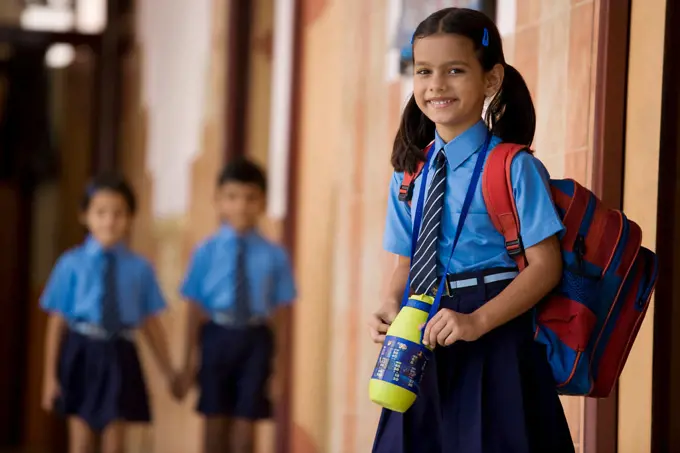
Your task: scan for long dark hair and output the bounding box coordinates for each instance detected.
[391,8,536,173]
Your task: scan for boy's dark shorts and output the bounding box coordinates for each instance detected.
[197,321,274,419]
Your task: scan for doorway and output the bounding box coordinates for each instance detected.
[0,1,131,451]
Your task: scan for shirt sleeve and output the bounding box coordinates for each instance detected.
[40,254,74,315]
[383,172,413,256]
[180,244,207,304]
[143,262,167,317]
[273,248,297,306]
[510,152,565,249]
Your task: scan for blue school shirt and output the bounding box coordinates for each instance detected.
[383,120,564,275]
[180,225,297,317]
[40,237,167,327]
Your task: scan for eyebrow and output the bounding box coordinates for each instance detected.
[414,60,471,67]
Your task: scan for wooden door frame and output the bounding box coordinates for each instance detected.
[584,0,632,452]
[0,0,130,174]
[0,1,130,449]
[652,0,680,450]
[224,0,254,162]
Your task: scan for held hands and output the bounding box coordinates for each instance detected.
[421,308,485,347]
[368,299,401,343]
[170,366,195,401]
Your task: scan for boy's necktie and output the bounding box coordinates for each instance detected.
[101,251,123,336]
[233,237,252,325]
[410,149,447,295]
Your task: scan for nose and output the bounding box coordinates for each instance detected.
[428,72,446,92]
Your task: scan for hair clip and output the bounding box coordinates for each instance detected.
[86,182,97,198]
[410,31,416,45]
[482,28,489,47]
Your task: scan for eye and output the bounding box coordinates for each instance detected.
[449,67,465,75]
[414,68,430,76]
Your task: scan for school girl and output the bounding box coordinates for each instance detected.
[40,173,179,453]
[368,8,575,453]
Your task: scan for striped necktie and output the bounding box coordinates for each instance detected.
[233,237,252,325]
[101,251,122,335]
[410,149,447,295]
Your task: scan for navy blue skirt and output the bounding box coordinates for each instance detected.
[197,321,274,419]
[55,329,151,431]
[372,273,575,453]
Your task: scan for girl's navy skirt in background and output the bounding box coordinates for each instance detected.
[372,270,575,453]
[55,328,151,431]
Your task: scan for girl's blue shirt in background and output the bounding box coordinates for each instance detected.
[40,236,167,327]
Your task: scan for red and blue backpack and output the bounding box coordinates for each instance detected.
[399,142,658,397]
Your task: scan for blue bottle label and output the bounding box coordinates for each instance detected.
[371,335,431,392]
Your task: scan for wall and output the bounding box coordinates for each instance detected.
[617,0,667,451]
[289,0,601,452]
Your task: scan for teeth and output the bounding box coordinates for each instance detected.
[430,100,451,105]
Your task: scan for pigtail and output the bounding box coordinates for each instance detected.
[390,94,435,173]
[486,64,536,146]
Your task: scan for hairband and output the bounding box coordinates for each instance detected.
[85,182,97,198]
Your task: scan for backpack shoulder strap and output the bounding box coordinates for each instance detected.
[482,143,529,271]
[399,141,434,206]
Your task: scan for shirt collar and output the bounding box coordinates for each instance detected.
[432,120,490,171]
[83,235,126,256]
[217,223,259,243]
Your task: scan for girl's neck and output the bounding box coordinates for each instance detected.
[436,117,483,143]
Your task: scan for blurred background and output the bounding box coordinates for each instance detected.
[0,0,677,452]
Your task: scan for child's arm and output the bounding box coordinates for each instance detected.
[370,170,415,344]
[41,314,66,411]
[269,305,290,400]
[181,301,207,381]
[369,255,410,343]
[423,235,562,346]
[140,315,176,385]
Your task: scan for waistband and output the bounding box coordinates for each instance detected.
[431,267,519,297]
[211,312,270,328]
[69,322,135,342]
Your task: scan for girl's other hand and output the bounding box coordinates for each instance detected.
[368,299,400,343]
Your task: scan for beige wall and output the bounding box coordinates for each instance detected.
[289,0,397,450]
[618,0,667,451]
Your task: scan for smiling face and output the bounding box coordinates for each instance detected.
[215,181,265,233]
[412,33,502,142]
[83,190,132,248]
